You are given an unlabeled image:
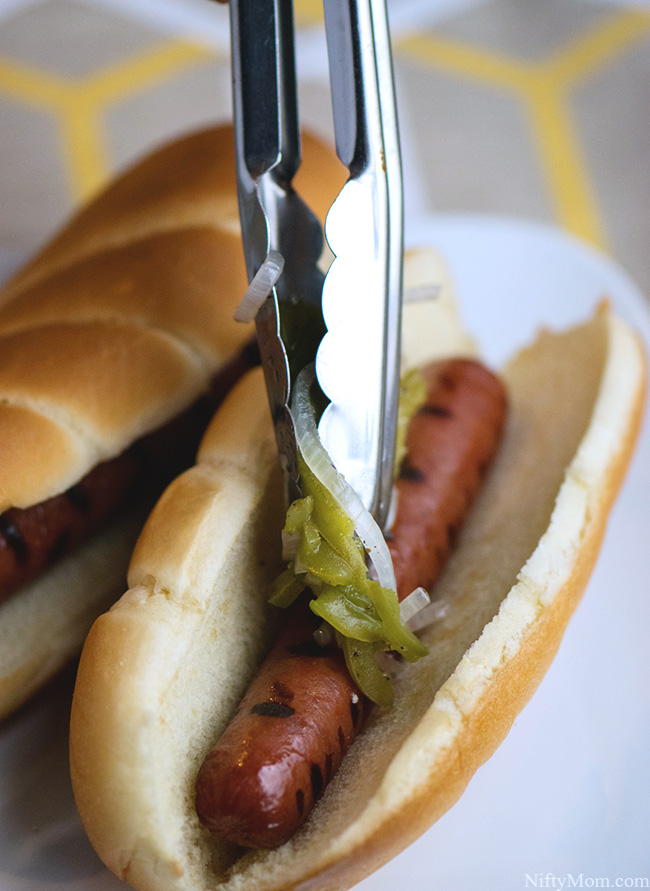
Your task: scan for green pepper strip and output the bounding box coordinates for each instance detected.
[341,637,394,709]
[310,585,385,642]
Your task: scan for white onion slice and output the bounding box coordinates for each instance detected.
[281,530,299,561]
[233,250,285,323]
[291,366,397,593]
[399,586,430,624]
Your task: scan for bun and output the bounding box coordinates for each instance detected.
[0,124,344,720]
[69,246,646,891]
[0,127,247,511]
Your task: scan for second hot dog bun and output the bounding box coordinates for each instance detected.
[0,124,346,719]
[69,247,646,891]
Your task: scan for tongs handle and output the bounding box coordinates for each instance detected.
[230,0,326,501]
[230,0,298,273]
[325,0,400,177]
[233,2,297,181]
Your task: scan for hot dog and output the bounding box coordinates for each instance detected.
[195,600,366,849]
[0,368,243,605]
[69,238,646,891]
[387,357,508,597]
[193,356,508,848]
[0,123,345,720]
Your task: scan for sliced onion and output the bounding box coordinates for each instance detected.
[399,586,430,624]
[281,530,299,561]
[291,366,397,593]
[233,250,285,323]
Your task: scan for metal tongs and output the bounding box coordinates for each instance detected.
[229,0,403,531]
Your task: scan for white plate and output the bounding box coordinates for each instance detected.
[0,214,649,890]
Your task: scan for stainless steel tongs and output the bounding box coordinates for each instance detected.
[229,0,403,531]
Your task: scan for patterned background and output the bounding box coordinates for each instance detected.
[1,0,649,301]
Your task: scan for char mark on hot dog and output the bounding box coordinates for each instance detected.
[194,356,507,848]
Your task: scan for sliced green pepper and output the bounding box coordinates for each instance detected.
[341,637,393,709]
[310,585,385,642]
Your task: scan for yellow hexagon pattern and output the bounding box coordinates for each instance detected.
[0,0,649,291]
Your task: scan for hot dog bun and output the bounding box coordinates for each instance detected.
[0,124,346,720]
[69,245,646,891]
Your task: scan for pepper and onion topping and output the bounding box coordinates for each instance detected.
[269,365,428,707]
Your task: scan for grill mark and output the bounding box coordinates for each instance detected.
[296,788,305,817]
[399,460,425,482]
[438,373,457,391]
[310,763,324,801]
[0,515,29,565]
[419,403,452,418]
[250,701,295,718]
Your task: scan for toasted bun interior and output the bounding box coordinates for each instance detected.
[69,245,646,891]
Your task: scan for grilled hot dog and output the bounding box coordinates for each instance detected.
[0,344,257,606]
[194,357,507,848]
[195,603,364,849]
